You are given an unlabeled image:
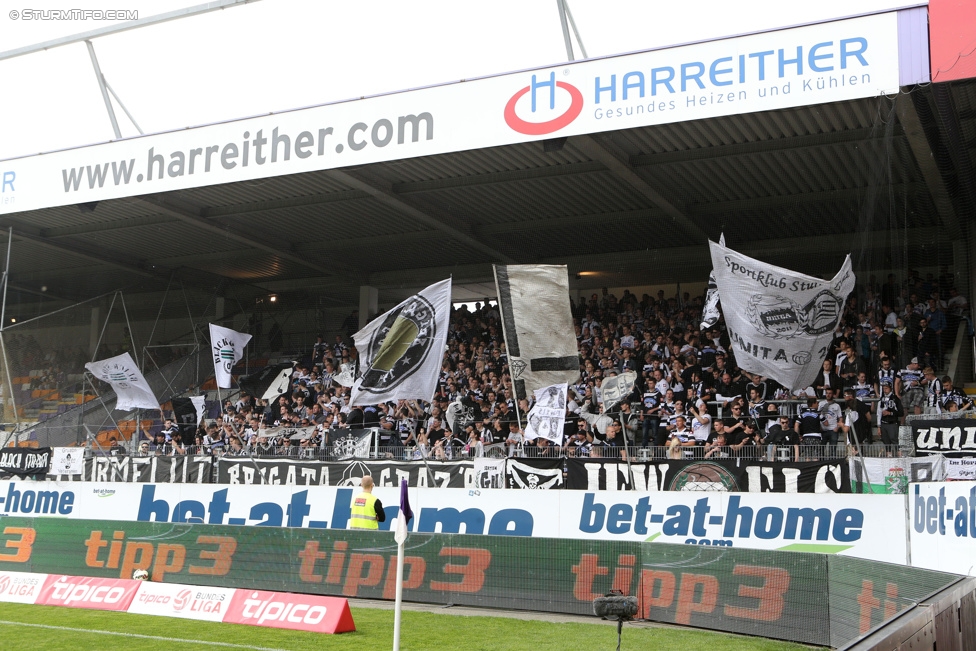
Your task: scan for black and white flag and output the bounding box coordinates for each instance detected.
[50,447,84,475]
[708,237,855,391]
[473,458,506,488]
[239,362,295,401]
[172,397,206,439]
[209,324,252,389]
[0,447,51,476]
[507,458,563,489]
[524,383,567,444]
[215,458,472,487]
[700,235,724,330]
[351,278,452,405]
[85,352,160,411]
[333,363,356,388]
[329,429,374,460]
[600,372,637,411]
[493,265,580,402]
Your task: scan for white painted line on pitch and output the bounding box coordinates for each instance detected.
[0,619,292,651]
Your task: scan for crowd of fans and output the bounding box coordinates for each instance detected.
[134,268,972,461]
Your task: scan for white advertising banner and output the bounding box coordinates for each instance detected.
[0,571,48,604]
[946,458,976,481]
[0,13,902,215]
[0,480,906,563]
[128,581,237,622]
[709,238,856,390]
[909,482,976,576]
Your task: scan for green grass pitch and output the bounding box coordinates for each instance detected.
[0,602,817,650]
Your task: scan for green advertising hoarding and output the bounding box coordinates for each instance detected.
[0,516,957,647]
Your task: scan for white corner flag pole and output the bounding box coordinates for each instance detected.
[392,528,406,651]
[393,478,411,651]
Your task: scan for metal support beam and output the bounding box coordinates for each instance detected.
[85,40,121,140]
[326,169,518,264]
[895,95,961,239]
[631,126,906,168]
[555,0,575,61]
[475,208,661,236]
[570,134,708,241]
[136,195,361,279]
[104,80,143,135]
[0,0,261,61]
[394,161,605,195]
[563,1,587,59]
[0,219,155,278]
[691,182,927,216]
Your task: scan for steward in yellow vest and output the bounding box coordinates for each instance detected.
[350,475,385,529]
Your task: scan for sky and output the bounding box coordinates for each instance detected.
[0,0,916,161]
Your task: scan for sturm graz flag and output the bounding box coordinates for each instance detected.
[507,458,563,489]
[351,279,451,405]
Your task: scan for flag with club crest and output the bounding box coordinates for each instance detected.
[209,324,252,389]
[351,278,451,405]
[86,352,159,411]
[708,236,855,391]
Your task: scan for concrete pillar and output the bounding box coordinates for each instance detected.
[89,306,100,357]
[215,297,225,321]
[359,286,378,330]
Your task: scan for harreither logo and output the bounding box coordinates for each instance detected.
[504,72,583,135]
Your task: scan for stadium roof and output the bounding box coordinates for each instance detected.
[0,11,972,321]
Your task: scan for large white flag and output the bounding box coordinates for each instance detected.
[85,352,160,411]
[524,383,568,444]
[351,278,451,405]
[709,238,855,391]
[209,324,252,389]
[493,265,580,403]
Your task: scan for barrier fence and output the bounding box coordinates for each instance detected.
[0,516,958,648]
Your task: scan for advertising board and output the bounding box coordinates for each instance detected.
[908,481,976,576]
[0,480,906,562]
[0,13,903,214]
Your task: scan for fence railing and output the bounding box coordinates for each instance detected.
[107,441,903,462]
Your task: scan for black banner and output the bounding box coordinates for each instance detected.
[172,397,199,439]
[911,419,976,458]
[506,457,564,489]
[215,458,473,488]
[0,447,51,476]
[566,458,850,493]
[82,456,213,483]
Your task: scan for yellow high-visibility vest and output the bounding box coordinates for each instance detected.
[350,491,379,529]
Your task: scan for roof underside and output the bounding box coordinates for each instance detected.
[2,80,974,322]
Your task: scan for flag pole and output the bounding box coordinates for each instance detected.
[392,531,406,651]
[393,478,412,651]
